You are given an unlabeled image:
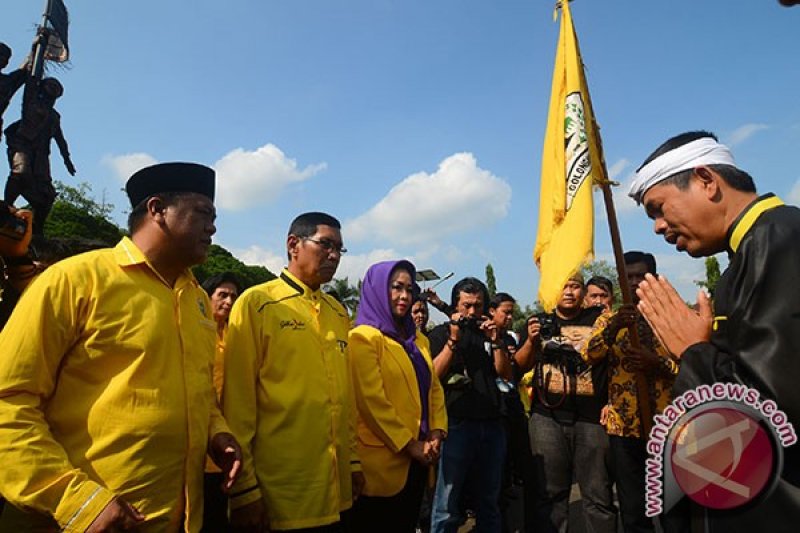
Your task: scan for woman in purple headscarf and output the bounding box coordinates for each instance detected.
[349,259,447,532]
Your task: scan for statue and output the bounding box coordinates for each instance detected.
[0,43,29,144]
[4,73,75,236]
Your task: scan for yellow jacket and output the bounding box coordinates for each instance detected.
[0,237,227,532]
[349,325,447,497]
[223,270,360,530]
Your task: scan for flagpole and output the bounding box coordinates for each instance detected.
[591,119,655,439]
[31,0,52,80]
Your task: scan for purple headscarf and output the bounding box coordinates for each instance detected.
[355,260,432,438]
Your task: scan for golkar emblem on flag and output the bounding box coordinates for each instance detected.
[564,92,591,211]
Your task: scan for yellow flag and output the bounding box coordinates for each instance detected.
[534,0,606,312]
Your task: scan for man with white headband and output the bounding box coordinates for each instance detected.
[630,130,800,531]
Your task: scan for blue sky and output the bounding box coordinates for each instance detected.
[3,1,799,315]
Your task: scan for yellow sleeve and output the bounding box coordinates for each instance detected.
[0,267,116,531]
[582,311,613,364]
[221,291,264,509]
[419,335,447,433]
[349,327,414,453]
[344,328,362,474]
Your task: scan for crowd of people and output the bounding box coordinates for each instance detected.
[0,129,797,533]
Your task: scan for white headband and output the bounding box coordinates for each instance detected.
[629,137,735,203]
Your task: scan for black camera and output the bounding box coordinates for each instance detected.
[452,316,481,331]
[536,314,560,340]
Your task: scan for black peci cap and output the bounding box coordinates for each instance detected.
[126,162,215,208]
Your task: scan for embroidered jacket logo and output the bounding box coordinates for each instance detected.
[564,91,591,212]
[280,319,306,330]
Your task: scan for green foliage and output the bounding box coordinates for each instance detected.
[695,256,721,296]
[580,259,622,307]
[485,263,497,298]
[512,302,543,337]
[324,277,360,318]
[193,245,276,289]
[44,181,123,246]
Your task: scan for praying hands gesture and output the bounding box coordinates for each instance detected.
[635,274,713,357]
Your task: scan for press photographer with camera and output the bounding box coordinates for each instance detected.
[517,273,617,533]
[428,277,513,532]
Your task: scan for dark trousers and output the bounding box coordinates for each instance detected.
[501,403,536,533]
[350,462,427,533]
[529,412,617,533]
[431,417,507,533]
[610,435,656,533]
[201,472,229,532]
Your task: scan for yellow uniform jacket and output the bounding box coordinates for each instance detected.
[0,237,227,532]
[223,270,359,530]
[349,325,447,497]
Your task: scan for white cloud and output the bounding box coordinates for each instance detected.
[215,144,326,211]
[102,153,159,182]
[726,123,768,147]
[345,152,511,246]
[788,179,800,206]
[232,245,286,276]
[607,158,630,180]
[337,249,407,283]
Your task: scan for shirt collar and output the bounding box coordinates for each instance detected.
[113,236,198,289]
[727,193,784,254]
[280,268,321,299]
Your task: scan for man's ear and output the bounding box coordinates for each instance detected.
[286,234,300,261]
[693,166,722,200]
[146,196,168,224]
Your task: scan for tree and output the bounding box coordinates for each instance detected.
[193,245,276,289]
[695,256,721,297]
[485,263,497,298]
[512,302,543,338]
[324,277,360,318]
[44,181,123,246]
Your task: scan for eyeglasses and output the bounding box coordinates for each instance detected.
[302,237,347,255]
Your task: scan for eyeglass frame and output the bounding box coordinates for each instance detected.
[302,236,347,255]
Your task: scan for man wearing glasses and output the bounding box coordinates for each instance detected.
[223,212,364,532]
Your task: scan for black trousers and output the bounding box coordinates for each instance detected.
[350,461,427,533]
[610,435,656,533]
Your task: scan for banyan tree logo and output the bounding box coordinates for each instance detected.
[564,92,592,211]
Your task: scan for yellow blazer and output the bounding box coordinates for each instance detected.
[349,325,448,497]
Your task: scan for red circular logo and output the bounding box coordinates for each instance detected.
[670,407,775,509]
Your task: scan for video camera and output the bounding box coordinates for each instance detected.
[536,313,560,340]
[451,315,482,331]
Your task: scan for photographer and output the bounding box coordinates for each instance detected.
[429,277,512,532]
[517,274,617,533]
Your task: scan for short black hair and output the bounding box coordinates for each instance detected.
[624,251,657,274]
[126,192,191,234]
[638,130,756,193]
[0,43,11,58]
[489,292,516,309]
[288,212,341,238]
[201,271,243,297]
[586,276,613,295]
[450,277,490,314]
